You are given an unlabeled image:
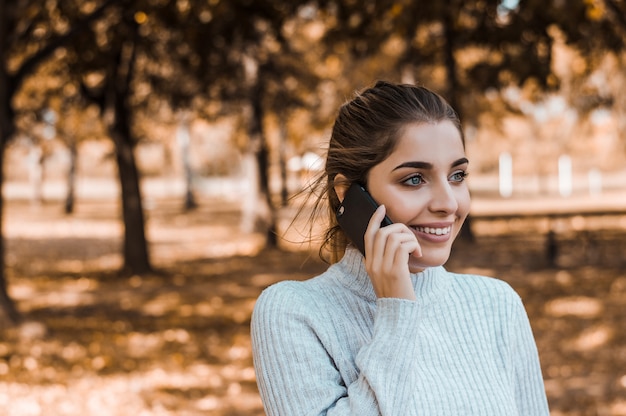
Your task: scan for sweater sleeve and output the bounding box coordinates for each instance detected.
[508,295,550,415]
[251,283,422,416]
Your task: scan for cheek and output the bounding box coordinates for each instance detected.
[384,194,429,223]
[456,187,471,219]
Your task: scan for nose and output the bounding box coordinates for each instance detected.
[428,180,459,214]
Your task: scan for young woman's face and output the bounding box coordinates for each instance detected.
[367,120,470,273]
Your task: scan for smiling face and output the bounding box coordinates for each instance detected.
[366,120,470,273]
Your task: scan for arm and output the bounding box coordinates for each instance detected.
[251,284,422,416]
[508,297,550,415]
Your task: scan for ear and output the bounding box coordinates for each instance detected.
[333,174,349,203]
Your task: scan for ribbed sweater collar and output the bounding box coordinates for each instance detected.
[333,246,451,303]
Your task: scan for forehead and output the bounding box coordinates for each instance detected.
[387,121,465,164]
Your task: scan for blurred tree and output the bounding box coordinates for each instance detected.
[0,0,116,324]
[1,0,624,324]
[56,101,107,214]
[73,5,153,274]
[313,0,625,125]
[242,44,321,245]
[65,0,320,258]
[161,0,320,246]
[313,0,626,238]
[246,59,320,244]
[15,55,108,214]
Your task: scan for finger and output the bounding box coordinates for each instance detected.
[369,223,412,266]
[364,205,387,258]
[367,205,386,234]
[382,231,416,270]
[371,222,406,266]
[403,240,421,258]
[400,228,421,257]
[392,224,421,257]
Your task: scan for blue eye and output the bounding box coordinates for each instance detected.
[450,171,468,182]
[403,174,424,186]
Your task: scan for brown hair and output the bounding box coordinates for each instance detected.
[302,80,463,263]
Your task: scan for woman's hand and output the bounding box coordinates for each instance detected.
[363,205,421,300]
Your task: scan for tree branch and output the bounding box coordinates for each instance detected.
[603,0,626,37]
[8,0,124,98]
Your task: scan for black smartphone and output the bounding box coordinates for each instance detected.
[335,182,393,256]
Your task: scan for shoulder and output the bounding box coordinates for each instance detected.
[254,280,314,311]
[443,271,531,333]
[253,280,311,318]
[250,272,350,350]
[447,270,523,307]
[252,272,338,324]
[253,259,354,310]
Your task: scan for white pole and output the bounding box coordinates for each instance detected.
[499,152,513,198]
[558,155,572,197]
[588,168,602,196]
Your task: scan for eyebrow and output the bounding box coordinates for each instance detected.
[392,157,469,171]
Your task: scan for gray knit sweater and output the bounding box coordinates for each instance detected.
[251,247,550,415]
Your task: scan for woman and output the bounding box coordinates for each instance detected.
[251,81,549,415]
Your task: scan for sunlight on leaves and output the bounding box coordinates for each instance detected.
[141,293,182,316]
[0,362,8,376]
[62,342,87,362]
[570,325,613,352]
[545,296,603,318]
[610,400,626,415]
[163,329,190,344]
[227,345,249,361]
[127,332,164,358]
[196,396,220,411]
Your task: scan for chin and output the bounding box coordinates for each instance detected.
[408,251,451,273]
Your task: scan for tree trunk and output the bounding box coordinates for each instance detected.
[0,0,21,325]
[250,79,277,247]
[0,141,20,325]
[106,36,151,275]
[0,0,119,324]
[0,108,21,324]
[177,120,197,211]
[114,131,151,274]
[64,140,77,214]
[278,115,289,207]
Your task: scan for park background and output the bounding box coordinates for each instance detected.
[1,0,626,414]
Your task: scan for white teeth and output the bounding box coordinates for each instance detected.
[414,226,451,235]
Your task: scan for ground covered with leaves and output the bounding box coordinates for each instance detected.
[1,197,625,415]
